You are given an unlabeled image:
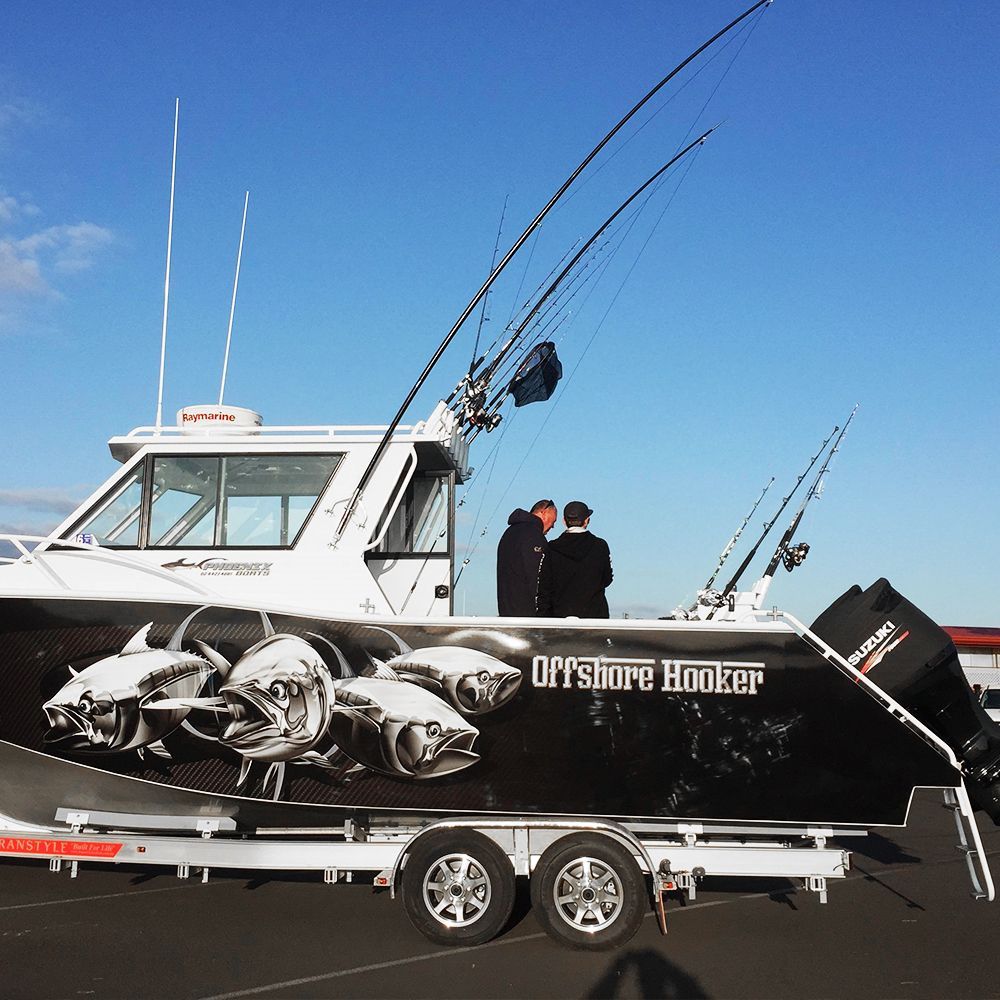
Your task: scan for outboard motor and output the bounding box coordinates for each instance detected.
[811,578,1000,824]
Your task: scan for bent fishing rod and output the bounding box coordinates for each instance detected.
[448,237,585,407]
[756,404,859,596]
[471,127,717,427]
[334,0,773,541]
[711,422,840,610]
[463,237,612,420]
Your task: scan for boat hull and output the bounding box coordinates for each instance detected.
[0,595,959,831]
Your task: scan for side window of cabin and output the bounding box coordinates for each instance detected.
[219,455,339,547]
[70,462,145,546]
[372,472,451,556]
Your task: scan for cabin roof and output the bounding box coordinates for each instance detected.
[106,402,471,480]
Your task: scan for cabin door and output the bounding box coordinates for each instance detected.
[365,470,454,615]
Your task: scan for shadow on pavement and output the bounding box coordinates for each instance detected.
[836,832,920,865]
[852,863,925,910]
[586,949,708,999]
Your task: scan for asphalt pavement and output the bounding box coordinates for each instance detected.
[1,790,999,999]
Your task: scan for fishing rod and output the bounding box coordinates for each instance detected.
[468,197,508,376]
[473,238,617,420]
[712,423,839,609]
[702,476,775,595]
[754,404,859,605]
[334,0,773,541]
[458,236,607,413]
[468,126,717,428]
[474,120,717,427]
[446,238,584,412]
[466,314,575,445]
[476,149,687,426]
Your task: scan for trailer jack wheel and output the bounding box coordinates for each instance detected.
[530,834,646,950]
[401,830,515,946]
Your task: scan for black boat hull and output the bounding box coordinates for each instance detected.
[0,593,961,831]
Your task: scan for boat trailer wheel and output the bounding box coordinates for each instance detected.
[401,830,514,946]
[531,834,646,950]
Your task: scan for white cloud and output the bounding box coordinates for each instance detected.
[0,95,45,147]
[0,487,87,515]
[0,521,62,547]
[0,240,45,293]
[0,193,40,224]
[0,219,114,296]
[22,221,115,273]
[0,88,115,324]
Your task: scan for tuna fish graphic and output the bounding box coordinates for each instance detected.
[214,623,339,765]
[328,676,479,779]
[159,613,354,798]
[364,629,522,715]
[42,607,214,754]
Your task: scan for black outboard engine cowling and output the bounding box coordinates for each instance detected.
[811,578,1000,824]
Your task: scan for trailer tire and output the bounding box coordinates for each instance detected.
[530,834,646,950]
[401,830,515,946]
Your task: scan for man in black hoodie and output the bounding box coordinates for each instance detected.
[496,499,557,616]
[538,500,613,618]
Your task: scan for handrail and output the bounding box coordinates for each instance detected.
[781,612,961,768]
[0,534,216,597]
[117,423,423,440]
[363,448,418,553]
[783,611,995,901]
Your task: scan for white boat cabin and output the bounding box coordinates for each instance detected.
[1,402,470,618]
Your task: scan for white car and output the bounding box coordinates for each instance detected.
[980,688,1000,723]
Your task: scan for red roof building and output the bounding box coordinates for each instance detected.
[944,626,1000,686]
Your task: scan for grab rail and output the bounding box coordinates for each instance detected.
[0,534,215,597]
[782,611,995,902]
[116,423,423,441]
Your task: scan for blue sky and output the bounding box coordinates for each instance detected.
[1,1,997,625]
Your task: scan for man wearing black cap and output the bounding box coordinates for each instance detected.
[537,500,614,618]
[496,499,558,616]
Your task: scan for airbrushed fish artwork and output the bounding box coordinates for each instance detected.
[41,607,522,800]
[330,677,480,779]
[43,608,214,757]
[362,627,523,715]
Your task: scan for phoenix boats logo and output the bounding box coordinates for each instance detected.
[532,655,765,695]
[162,557,272,577]
[848,620,911,673]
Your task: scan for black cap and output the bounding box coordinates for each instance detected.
[564,500,593,522]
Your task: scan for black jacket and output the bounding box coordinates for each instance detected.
[496,509,548,617]
[537,529,613,618]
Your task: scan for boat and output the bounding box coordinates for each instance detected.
[1,1,996,948]
[0,398,996,827]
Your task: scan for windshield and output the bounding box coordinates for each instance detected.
[67,453,342,549]
[982,690,1000,710]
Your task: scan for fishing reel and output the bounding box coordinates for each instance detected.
[697,588,726,608]
[781,542,810,572]
[462,389,502,432]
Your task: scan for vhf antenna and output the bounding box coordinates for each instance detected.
[219,190,250,405]
[155,98,179,431]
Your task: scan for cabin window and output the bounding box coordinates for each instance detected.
[64,453,342,549]
[149,457,219,546]
[372,472,451,556]
[70,463,145,546]
[218,455,338,547]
